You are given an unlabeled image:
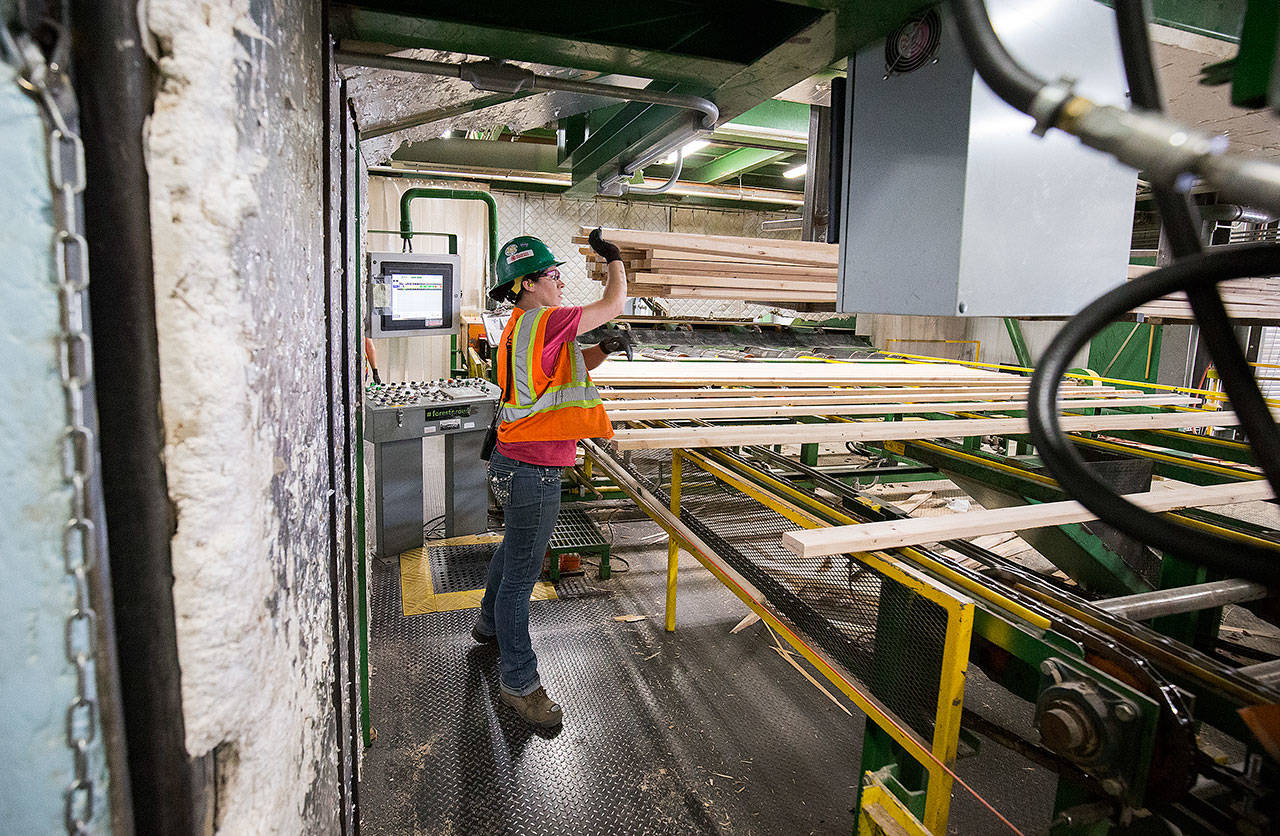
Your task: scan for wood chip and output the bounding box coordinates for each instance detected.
[730,612,761,634]
[613,614,647,622]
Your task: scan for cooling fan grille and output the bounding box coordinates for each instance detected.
[885,10,941,75]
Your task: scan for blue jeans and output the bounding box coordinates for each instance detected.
[477,451,562,696]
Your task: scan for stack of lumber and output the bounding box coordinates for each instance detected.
[577,226,838,306]
[1130,277,1280,323]
[591,358,1026,388]
[602,392,1199,422]
[607,408,1240,451]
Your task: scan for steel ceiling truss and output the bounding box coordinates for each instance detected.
[330,0,936,191]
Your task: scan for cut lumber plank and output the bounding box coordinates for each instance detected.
[782,479,1275,558]
[605,394,1199,422]
[584,247,784,266]
[574,227,837,267]
[587,263,837,281]
[650,285,836,302]
[588,271,838,299]
[592,359,1022,387]
[609,409,1241,450]
[598,384,1118,399]
[640,259,839,278]
[626,273,838,292]
[602,390,1140,410]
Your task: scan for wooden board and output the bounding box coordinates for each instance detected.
[589,267,837,290]
[575,227,837,267]
[782,479,1274,558]
[604,394,1199,422]
[602,389,1128,408]
[640,259,839,278]
[598,384,1118,399]
[609,409,1240,450]
[1131,277,1280,321]
[626,273,837,292]
[592,359,1022,388]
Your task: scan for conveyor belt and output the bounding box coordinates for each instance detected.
[590,437,1280,818]
[611,445,950,741]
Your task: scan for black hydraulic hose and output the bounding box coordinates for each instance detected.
[1112,0,1162,112]
[950,0,1280,581]
[1115,1,1280,491]
[1029,244,1280,585]
[1113,1,1202,255]
[826,75,846,245]
[949,0,1045,114]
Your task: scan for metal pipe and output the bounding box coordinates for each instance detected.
[1239,658,1280,687]
[1198,204,1279,224]
[622,148,683,195]
[762,217,804,231]
[336,50,465,79]
[368,164,805,207]
[337,51,718,195]
[617,116,703,177]
[69,0,210,829]
[1095,578,1271,621]
[396,187,498,278]
[361,92,534,140]
[825,75,846,245]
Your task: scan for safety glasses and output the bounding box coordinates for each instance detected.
[530,267,562,283]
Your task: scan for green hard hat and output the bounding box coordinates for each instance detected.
[490,235,564,302]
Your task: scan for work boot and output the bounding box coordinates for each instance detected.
[471,625,498,646]
[500,687,563,728]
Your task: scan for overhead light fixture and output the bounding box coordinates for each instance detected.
[662,139,710,165]
[720,122,808,140]
[783,163,807,179]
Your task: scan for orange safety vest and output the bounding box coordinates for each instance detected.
[496,306,613,443]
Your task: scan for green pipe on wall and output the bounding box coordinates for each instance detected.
[397,186,498,279]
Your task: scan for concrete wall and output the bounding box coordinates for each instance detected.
[0,47,112,834]
[858,314,1089,371]
[963,317,1089,370]
[145,0,341,830]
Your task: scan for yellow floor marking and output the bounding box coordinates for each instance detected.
[426,532,504,548]
[399,543,556,616]
[399,548,435,616]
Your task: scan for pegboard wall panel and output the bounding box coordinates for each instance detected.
[492,190,802,317]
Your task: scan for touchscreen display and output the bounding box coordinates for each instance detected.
[390,273,445,325]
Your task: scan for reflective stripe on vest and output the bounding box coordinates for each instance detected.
[505,307,548,408]
[500,308,604,424]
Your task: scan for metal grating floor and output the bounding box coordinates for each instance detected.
[548,506,607,552]
[428,542,495,595]
[361,519,870,835]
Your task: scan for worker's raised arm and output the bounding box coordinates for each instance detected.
[577,228,628,335]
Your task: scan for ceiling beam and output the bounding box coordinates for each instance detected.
[362,92,533,139]
[686,148,792,184]
[330,8,744,84]
[392,136,560,170]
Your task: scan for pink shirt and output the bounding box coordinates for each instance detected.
[496,306,586,467]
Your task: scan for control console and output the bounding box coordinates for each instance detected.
[364,377,502,558]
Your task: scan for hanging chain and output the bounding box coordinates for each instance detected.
[2,25,99,835]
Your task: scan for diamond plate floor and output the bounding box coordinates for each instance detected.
[361,517,1056,835]
[361,520,868,835]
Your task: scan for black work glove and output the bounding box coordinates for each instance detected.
[598,331,633,360]
[588,227,622,263]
